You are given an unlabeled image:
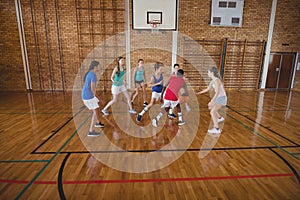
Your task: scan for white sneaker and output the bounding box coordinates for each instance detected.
[152,118,158,127]
[208,127,221,134]
[129,109,137,114]
[178,120,185,126]
[218,117,224,123]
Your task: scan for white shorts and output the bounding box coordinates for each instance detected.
[161,99,179,109]
[83,96,99,110]
[111,85,127,95]
[151,92,162,100]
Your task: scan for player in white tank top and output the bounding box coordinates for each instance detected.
[197,67,227,135]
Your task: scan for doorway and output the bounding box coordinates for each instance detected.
[266,52,296,90]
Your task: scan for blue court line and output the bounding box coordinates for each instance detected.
[15,113,91,200]
[226,113,300,161]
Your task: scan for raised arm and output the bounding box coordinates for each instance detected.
[147,75,155,87]
[196,85,210,94]
[160,79,170,99]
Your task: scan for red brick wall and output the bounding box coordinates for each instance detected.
[0,1,26,90]
[178,0,272,41]
[0,0,299,91]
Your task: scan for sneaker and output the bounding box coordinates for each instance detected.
[129,109,137,114]
[178,120,185,126]
[152,118,158,127]
[95,122,104,128]
[143,102,148,107]
[102,109,109,115]
[136,114,142,123]
[208,127,221,134]
[168,113,177,119]
[88,131,100,137]
[218,117,224,123]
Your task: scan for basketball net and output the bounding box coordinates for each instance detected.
[150,20,160,34]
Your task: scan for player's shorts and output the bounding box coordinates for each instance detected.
[214,96,227,106]
[83,96,99,110]
[161,99,180,109]
[111,85,127,95]
[134,80,144,88]
[151,92,162,100]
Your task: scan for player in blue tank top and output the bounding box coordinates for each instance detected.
[136,62,164,123]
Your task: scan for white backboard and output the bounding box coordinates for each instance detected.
[132,0,178,30]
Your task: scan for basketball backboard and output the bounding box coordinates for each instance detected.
[132,0,178,31]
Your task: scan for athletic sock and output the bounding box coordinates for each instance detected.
[178,112,183,121]
[156,112,163,121]
[169,108,173,114]
[139,107,148,116]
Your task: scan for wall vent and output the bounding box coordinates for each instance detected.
[211,0,244,27]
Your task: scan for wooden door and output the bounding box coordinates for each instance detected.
[266,53,296,89]
[266,54,280,89]
[278,54,295,89]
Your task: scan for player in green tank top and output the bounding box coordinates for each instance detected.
[101,57,136,115]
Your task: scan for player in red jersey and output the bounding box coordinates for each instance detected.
[152,69,187,127]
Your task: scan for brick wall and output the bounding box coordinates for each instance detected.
[0,0,299,91]
[0,1,26,90]
[178,0,272,41]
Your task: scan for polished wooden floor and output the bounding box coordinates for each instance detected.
[0,90,299,199]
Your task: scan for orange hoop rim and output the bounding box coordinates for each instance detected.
[149,20,161,28]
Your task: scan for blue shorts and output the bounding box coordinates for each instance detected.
[214,96,227,106]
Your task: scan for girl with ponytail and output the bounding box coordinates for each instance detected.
[82,60,104,137]
[101,57,137,115]
[197,66,227,135]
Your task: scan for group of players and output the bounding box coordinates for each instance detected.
[81,57,227,137]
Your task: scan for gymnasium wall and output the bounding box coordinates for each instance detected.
[0,1,26,90]
[0,0,299,91]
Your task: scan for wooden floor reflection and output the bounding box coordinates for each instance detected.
[0,90,299,199]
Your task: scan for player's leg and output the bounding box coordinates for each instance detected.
[102,94,118,115]
[175,102,185,125]
[141,82,148,106]
[123,89,137,113]
[208,103,222,134]
[152,99,169,127]
[131,82,139,104]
